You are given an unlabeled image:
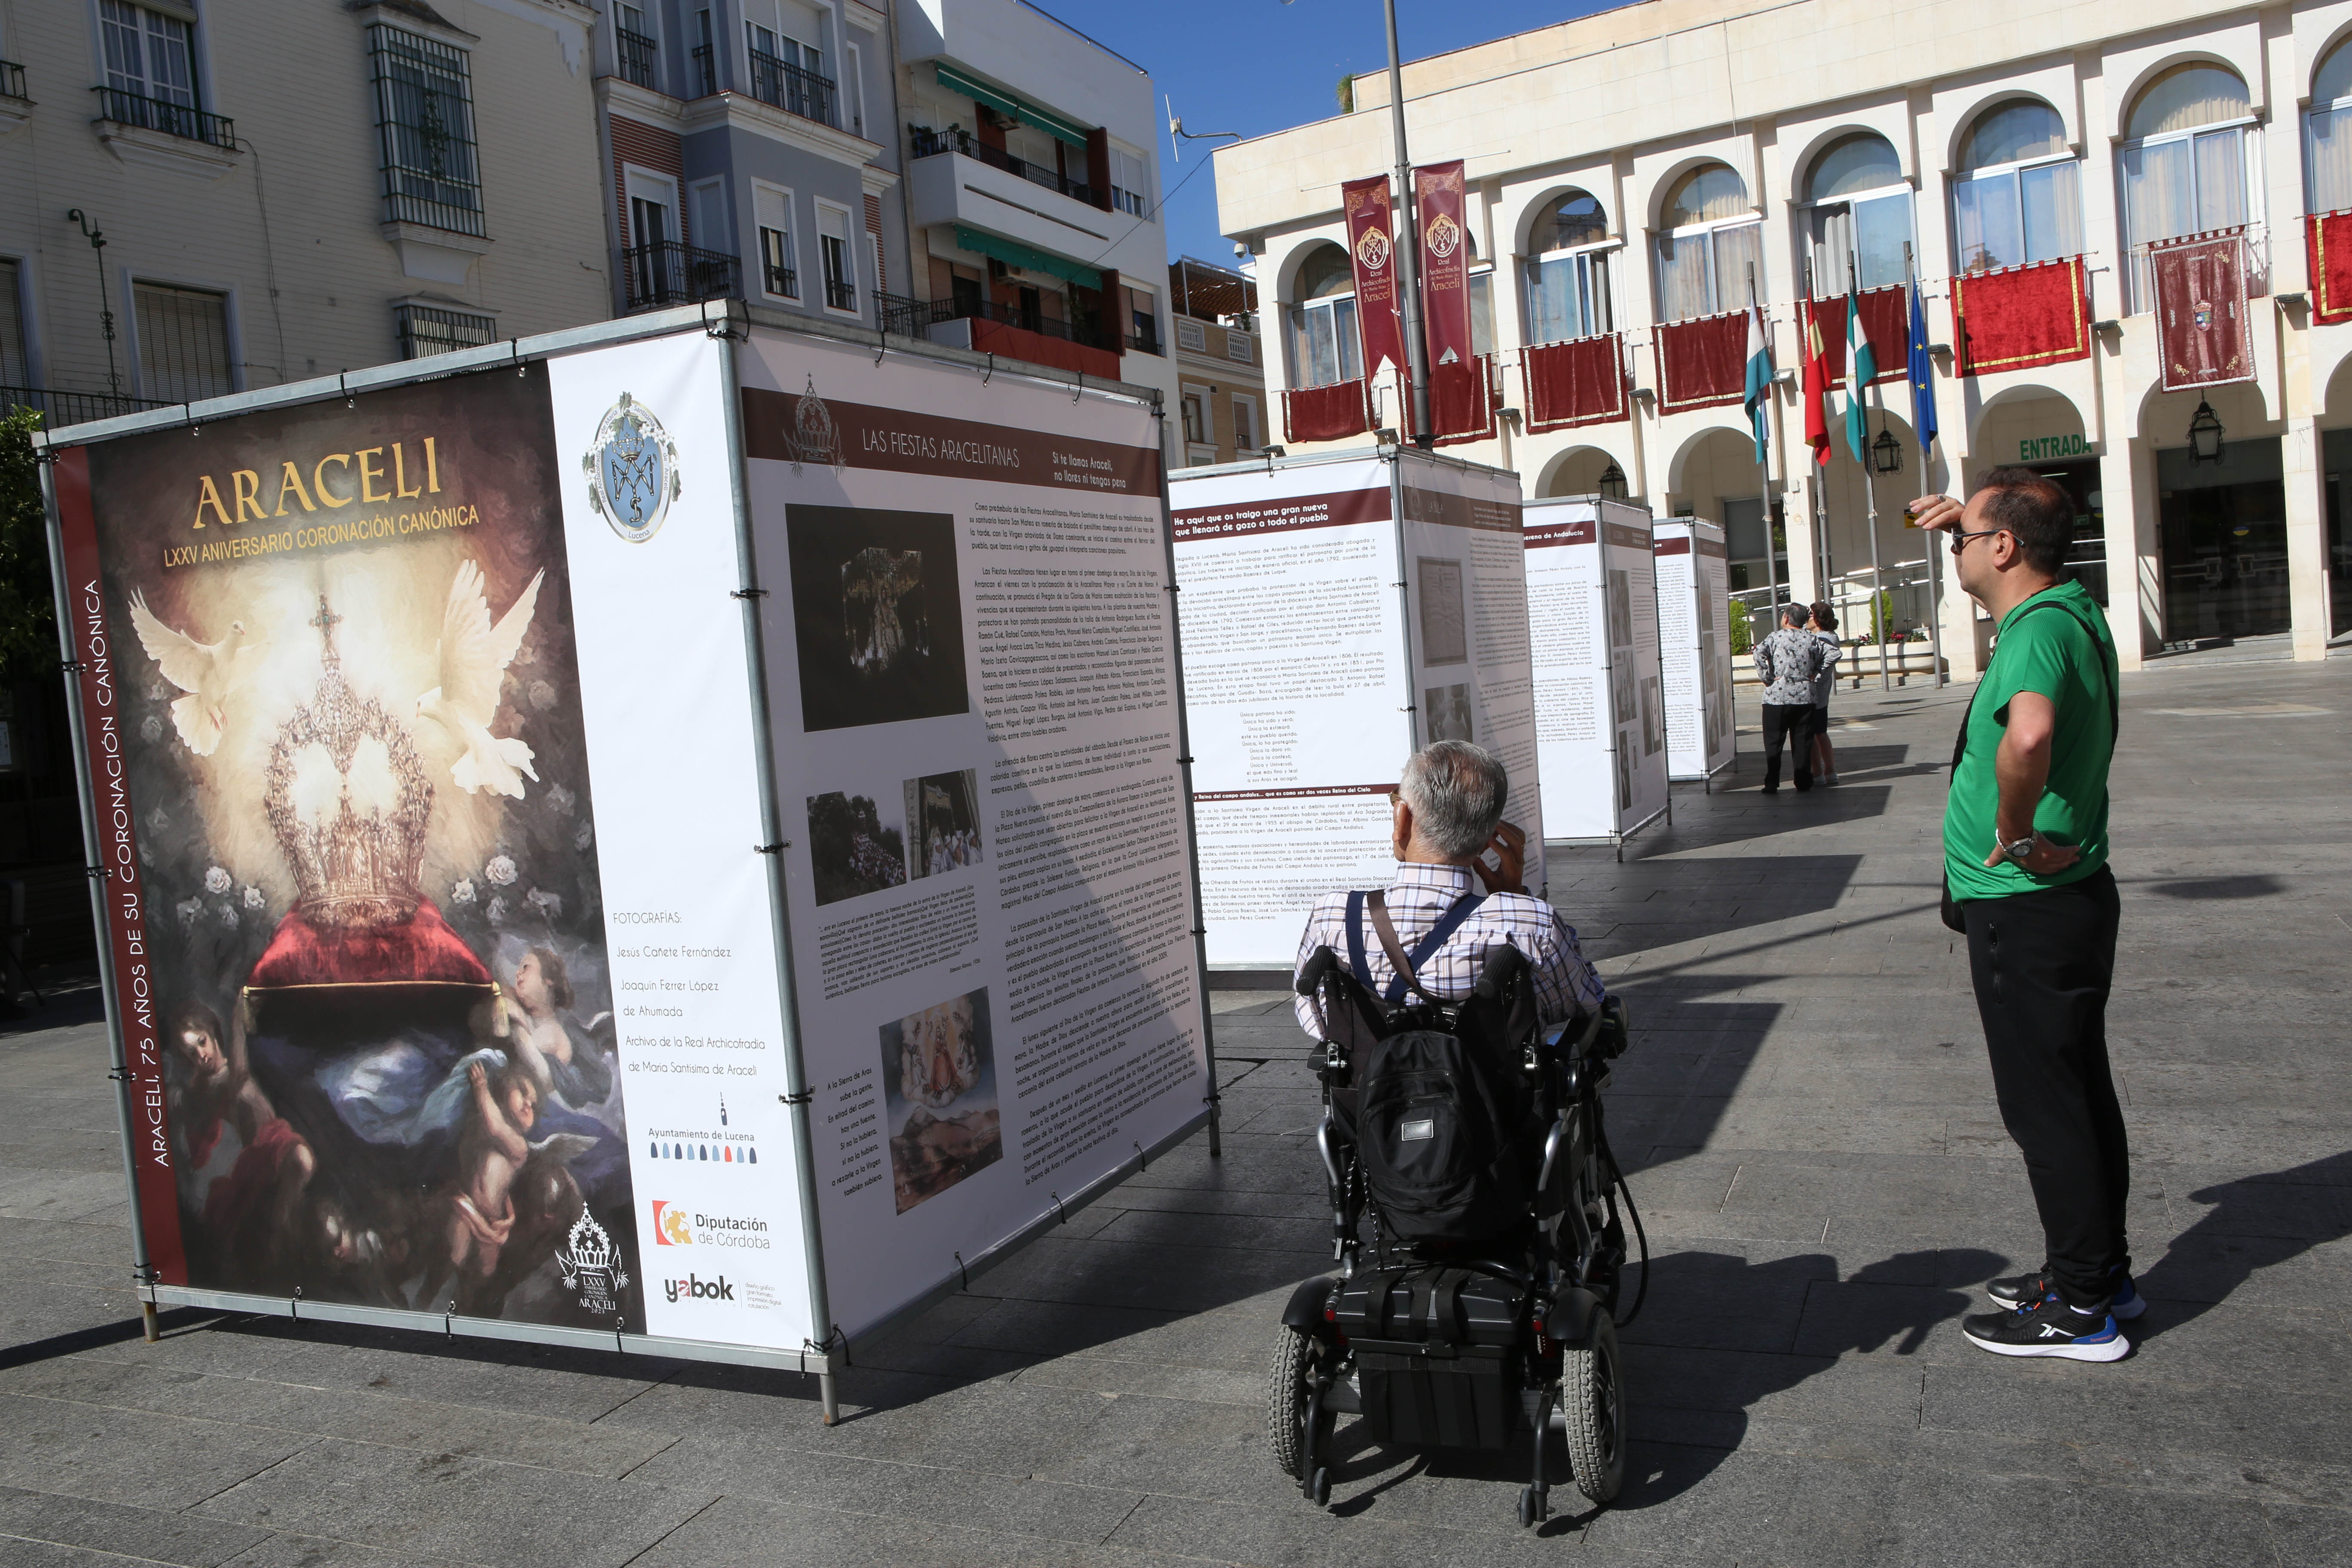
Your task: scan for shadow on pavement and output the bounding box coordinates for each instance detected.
[2132,1149,2352,1339]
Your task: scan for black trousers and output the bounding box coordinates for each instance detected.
[1960,867,2128,1308]
[1760,703,1815,790]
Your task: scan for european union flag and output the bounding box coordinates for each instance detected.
[1909,278,1938,453]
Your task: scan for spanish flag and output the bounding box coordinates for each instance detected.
[1801,300,1833,467]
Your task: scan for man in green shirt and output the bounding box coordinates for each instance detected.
[1910,469,2132,1363]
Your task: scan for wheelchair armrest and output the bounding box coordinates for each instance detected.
[1296,946,1340,997]
[1473,942,1529,1001]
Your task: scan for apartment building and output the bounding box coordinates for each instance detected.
[0,0,610,420]
[1215,0,2352,671]
[581,0,909,323]
[884,0,1179,433]
[1170,255,1266,466]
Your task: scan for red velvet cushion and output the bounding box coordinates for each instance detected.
[247,897,493,992]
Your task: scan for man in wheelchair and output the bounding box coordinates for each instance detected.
[1273,741,1637,1523]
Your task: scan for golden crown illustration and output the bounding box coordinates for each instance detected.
[261,596,433,929]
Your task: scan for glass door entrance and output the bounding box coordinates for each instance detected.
[2155,438,2289,644]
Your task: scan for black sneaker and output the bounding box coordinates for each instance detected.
[1986,1268,2144,1321]
[1962,1291,2129,1362]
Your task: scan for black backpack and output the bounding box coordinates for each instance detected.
[1324,891,1536,1245]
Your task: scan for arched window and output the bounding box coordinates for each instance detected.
[2306,40,2352,214]
[1464,229,1495,358]
[1655,162,1761,320]
[1952,100,2083,275]
[1286,242,1363,388]
[2119,63,2255,312]
[1525,190,1614,343]
[1803,132,1912,294]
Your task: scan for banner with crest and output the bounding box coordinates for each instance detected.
[1342,175,1408,381]
[1415,160,1475,372]
[2151,230,2253,392]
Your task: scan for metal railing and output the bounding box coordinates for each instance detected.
[91,85,235,148]
[746,49,836,128]
[878,293,1118,353]
[691,44,716,97]
[2,386,173,428]
[909,127,1100,208]
[1128,325,1161,357]
[1,60,26,101]
[824,276,857,312]
[763,262,798,298]
[621,240,740,312]
[616,28,658,90]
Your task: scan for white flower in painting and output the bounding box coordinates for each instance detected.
[147,806,169,833]
[573,820,594,851]
[242,885,266,910]
[141,715,164,744]
[486,895,508,925]
[484,855,518,887]
[203,866,232,894]
[147,680,168,702]
[527,680,557,712]
[547,784,575,815]
[451,878,477,906]
[175,897,204,928]
[217,902,239,930]
[525,887,563,922]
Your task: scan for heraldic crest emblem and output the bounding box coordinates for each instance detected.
[583,391,681,543]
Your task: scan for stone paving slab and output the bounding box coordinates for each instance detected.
[3,655,2349,1565]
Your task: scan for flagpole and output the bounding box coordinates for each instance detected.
[1748,267,1779,618]
[1804,259,1832,599]
[1383,0,1433,448]
[1908,243,1948,691]
[1854,250,1889,692]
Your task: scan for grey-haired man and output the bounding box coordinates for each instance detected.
[1754,603,1828,793]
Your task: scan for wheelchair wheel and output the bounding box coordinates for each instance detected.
[1560,1311,1626,1505]
[1264,1323,1322,1481]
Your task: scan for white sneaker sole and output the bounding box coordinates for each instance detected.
[1963,1324,2131,1362]
[1984,1287,2147,1321]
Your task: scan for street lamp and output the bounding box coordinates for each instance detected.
[1597,459,1628,500]
[2187,399,2226,465]
[1870,417,1903,476]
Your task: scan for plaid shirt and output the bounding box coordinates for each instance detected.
[1292,863,1605,1038]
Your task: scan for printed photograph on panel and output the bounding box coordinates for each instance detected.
[807,791,908,906]
[1417,557,1468,665]
[1614,736,1634,811]
[903,769,983,879]
[1612,670,1637,726]
[1640,676,1663,756]
[1606,569,1634,649]
[77,364,642,1330]
[784,505,968,732]
[1424,683,1474,743]
[879,987,1002,1213]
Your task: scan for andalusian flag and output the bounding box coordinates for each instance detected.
[1802,300,1833,467]
[1741,299,1772,464]
[1843,278,1876,463]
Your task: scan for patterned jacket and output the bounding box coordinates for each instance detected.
[1754,626,1827,706]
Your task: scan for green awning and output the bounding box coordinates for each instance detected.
[953,227,1101,291]
[934,63,1090,148]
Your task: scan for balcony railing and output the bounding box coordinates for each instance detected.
[747,49,836,128]
[824,276,857,312]
[2,386,173,429]
[91,85,235,148]
[1128,324,1161,357]
[691,43,716,98]
[910,127,1100,208]
[1,60,26,101]
[878,293,1118,354]
[622,240,741,312]
[764,262,798,298]
[616,28,658,90]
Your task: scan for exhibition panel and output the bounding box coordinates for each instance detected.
[1653,518,1738,782]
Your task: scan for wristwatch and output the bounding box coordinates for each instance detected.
[2000,832,2039,861]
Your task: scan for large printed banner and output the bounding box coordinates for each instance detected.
[2152,230,2251,392]
[51,352,795,1338]
[734,330,1209,1339]
[1171,453,1540,968]
[1525,499,1669,842]
[1416,160,1473,371]
[1652,519,1736,781]
[1344,175,1408,381]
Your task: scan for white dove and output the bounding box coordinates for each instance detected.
[127,590,260,756]
[415,562,545,798]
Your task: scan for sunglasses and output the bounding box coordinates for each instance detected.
[1947,527,2004,554]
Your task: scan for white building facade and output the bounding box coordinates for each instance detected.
[1215,0,2352,671]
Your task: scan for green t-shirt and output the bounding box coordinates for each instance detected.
[1944,579,2117,900]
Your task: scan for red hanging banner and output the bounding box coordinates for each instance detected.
[1283,380,1372,444]
[1522,335,1628,431]
[1951,256,2090,377]
[2153,230,2251,392]
[1415,160,1473,371]
[1342,176,1407,380]
[2308,211,2352,325]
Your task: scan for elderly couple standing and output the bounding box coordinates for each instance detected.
[1752,602,1843,793]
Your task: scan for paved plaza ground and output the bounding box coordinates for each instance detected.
[2,651,2347,1567]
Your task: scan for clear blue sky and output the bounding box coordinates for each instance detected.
[1030,0,1623,267]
